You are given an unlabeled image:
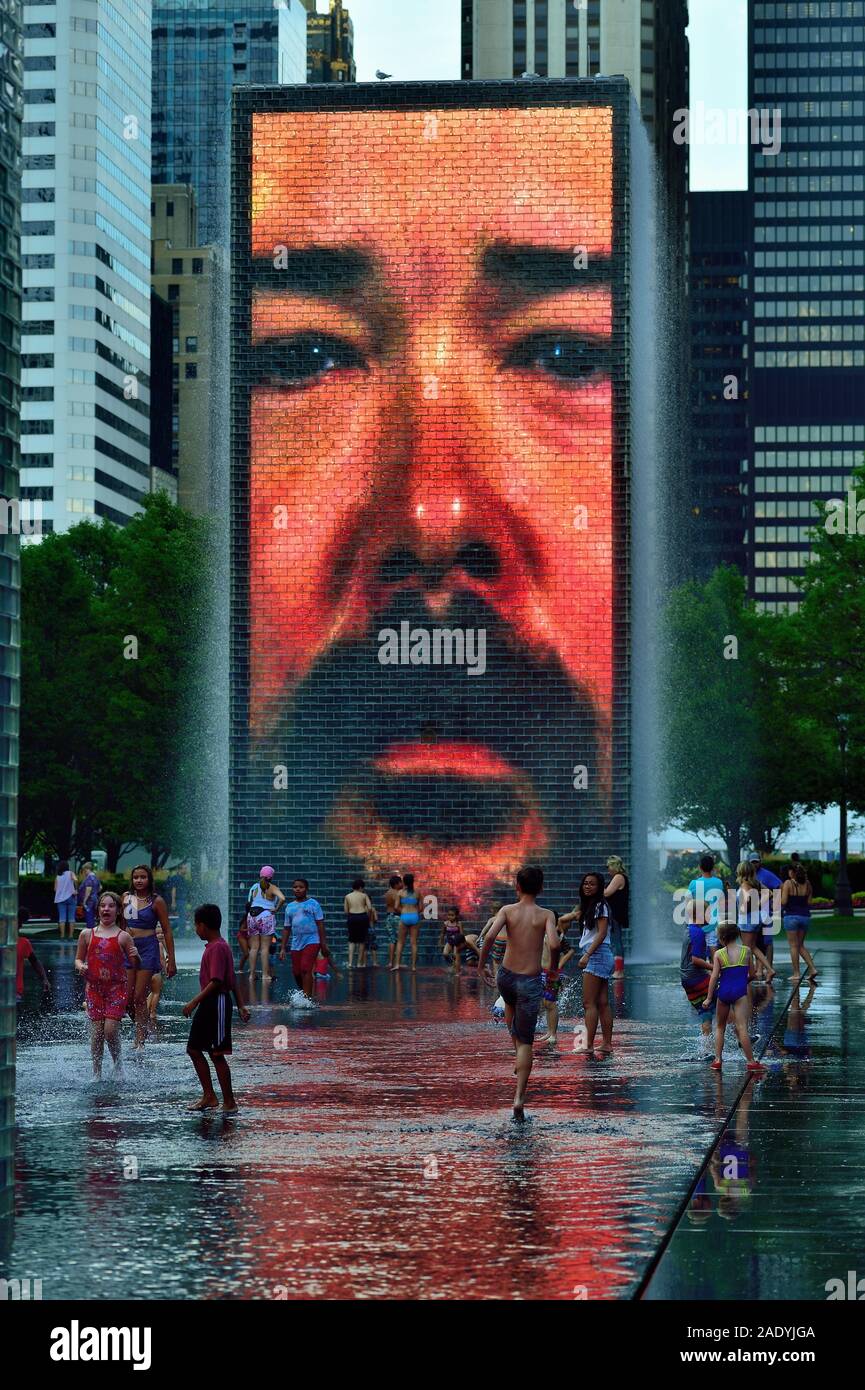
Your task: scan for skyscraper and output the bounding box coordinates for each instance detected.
[748,0,865,610]
[303,0,355,83]
[690,191,751,579]
[20,1,153,536]
[0,0,21,1224]
[151,183,219,513]
[152,0,307,247]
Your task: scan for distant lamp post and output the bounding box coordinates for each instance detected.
[836,711,854,918]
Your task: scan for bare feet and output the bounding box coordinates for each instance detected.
[187,1095,219,1111]
[512,1104,525,1123]
[223,1102,239,1115]
[595,1045,613,1057]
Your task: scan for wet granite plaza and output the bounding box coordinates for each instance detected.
[3,939,861,1301]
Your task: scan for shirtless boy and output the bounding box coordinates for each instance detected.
[477,866,560,1121]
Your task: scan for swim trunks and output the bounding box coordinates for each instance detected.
[496,966,543,1045]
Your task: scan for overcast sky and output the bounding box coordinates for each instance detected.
[313,0,748,191]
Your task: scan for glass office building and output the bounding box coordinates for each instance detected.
[0,0,22,1223]
[749,0,865,609]
[152,0,307,247]
[690,191,752,579]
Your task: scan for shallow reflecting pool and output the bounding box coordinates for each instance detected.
[4,942,797,1300]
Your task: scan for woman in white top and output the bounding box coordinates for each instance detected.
[54,860,79,939]
[559,872,614,1056]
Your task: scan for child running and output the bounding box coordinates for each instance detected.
[74,891,140,1079]
[477,865,560,1120]
[705,924,764,1074]
[183,903,249,1114]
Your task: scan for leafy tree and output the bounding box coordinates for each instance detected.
[20,496,216,870]
[781,460,865,913]
[659,566,807,869]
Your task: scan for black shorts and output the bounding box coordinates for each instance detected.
[497,966,543,1045]
[347,913,369,944]
[187,990,233,1056]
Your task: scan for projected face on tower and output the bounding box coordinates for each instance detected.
[243,102,618,912]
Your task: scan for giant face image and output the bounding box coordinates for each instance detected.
[240,100,623,914]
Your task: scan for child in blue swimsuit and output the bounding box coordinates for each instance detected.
[705,924,764,1074]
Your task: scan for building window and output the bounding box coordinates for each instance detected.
[168,284,180,301]
[192,258,204,275]
[166,201,174,217]
[185,336,198,352]
[172,258,183,275]
[185,363,198,380]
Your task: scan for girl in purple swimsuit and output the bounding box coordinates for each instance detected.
[123,865,176,1051]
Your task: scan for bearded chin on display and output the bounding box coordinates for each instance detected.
[247,590,608,916]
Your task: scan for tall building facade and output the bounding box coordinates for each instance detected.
[151,183,219,513]
[303,0,355,83]
[690,191,751,578]
[749,0,865,609]
[0,0,22,1224]
[20,0,153,535]
[152,0,307,247]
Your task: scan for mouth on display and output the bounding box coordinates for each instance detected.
[326,741,549,911]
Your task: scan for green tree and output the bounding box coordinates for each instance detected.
[660,566,806,869]
[20,496,215,870]
[781,461,865,914]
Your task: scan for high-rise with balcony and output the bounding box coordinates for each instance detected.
[749,0,865,610]
[152,1,307,248]
[20,0,153,535]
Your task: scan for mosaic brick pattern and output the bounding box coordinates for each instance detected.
[230,80,639,932]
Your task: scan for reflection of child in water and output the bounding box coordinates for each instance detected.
[708,1086,756,1221]
[686,1174,712,1226]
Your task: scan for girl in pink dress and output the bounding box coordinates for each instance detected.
[75,891,140,1079]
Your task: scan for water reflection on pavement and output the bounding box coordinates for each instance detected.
[5,944,782,1300]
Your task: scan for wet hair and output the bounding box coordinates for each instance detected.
[293,877,309,890]
[402,872,415,892]
[699,854,716,874]
[516,865,543,896]
[718,924,741,947]
[129,864,154,896]
[446,905,460,920]
[195,902,222,933]
[97,890,123,920]
[578,873,605,918]
[351,877,365,891]
[791,863,808,886]
[57,860,69,874]
[389,874,403,888]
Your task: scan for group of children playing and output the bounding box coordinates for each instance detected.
[73,891,246,1113]
[679,853,820,1070]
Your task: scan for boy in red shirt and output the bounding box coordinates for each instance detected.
[183,903,249,1114]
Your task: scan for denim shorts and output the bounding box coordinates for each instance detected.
[784,915,810,934]
[583,943,615,979]
[496,966,543,1044]
[56,897,77,924]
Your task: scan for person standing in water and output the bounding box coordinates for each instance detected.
[344,877,376,969]
[477,865,560,1120]
[245,866,285,984]
[383,874,403,970]
[560,872,615,1056]
[184,903,249,1114]
[54,861,78,940]
[391,872,421,972]
[705,924,764,1074]
[77,862,101,932]
[781,863,818,982]
[604,855,629,979]
[280,878,329,1005]
[75,891,140,1078]
[122,865,176,1051]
